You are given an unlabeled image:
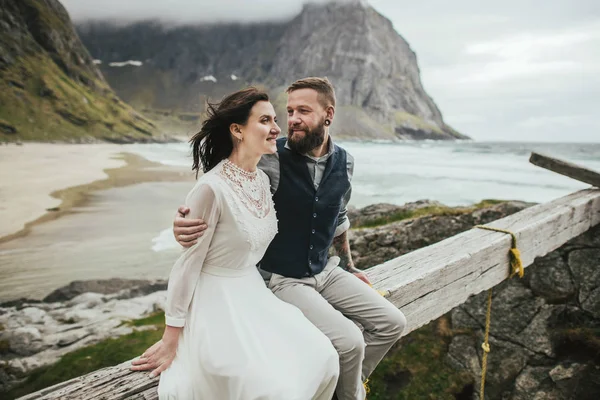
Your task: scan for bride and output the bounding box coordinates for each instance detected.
[131,87,339,399]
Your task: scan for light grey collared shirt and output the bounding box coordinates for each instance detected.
[258,138,354,237]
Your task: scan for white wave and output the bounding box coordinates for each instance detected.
[123,143,190,167]
[231,74,239,80]
[151,228,179,252]
[200,75,217,82]
[109,60,143,67]
[93,59,102,65]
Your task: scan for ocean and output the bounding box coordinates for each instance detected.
[126,140,600,208]
[1,140,598,301]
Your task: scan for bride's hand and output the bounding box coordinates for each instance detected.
[131,329,180,377]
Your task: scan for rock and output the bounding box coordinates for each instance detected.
[512,366,554,400]
[446,335,480,374]
[114,281,168,300]
[56,329,91,347]
[448,333,531,399]
[0,121,17,134]
[568,249,600,318]
[20,307,49,325]
[67,292,106,308]
[456,281,545,340]
[0,298,41,309]
[549,362,585,382]
[60,309,103,324]
[348,200,444,228]
[564,224,600,248]
[43,278,161,302]
[6,327,43,356]
[350,201,531,269]
[525,253,575,303]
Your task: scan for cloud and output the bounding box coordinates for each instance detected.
[368,1,600,142]
[61,0,600,142]
[62,0,332,23]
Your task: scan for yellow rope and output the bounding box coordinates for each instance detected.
[479,289,493,399]
[473,225,525,400]
[474,225,524,278]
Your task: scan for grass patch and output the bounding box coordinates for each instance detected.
[473,199,506,208]
[355,206,457,228]
[126,311,165,327]
[0,339,10,354]
[354,199,508,229]
[395,111,444,135]
[0,53,159,142]
[2,313,165,399]
[368,317,473,400]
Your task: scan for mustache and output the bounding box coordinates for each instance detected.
[288,124,308,131]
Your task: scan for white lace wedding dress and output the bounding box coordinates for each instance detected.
[158,159,339,400]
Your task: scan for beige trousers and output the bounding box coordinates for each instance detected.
[267,257,407,400]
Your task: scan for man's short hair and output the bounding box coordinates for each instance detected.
[286,77,336,109]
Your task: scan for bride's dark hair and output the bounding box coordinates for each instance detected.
[190,87,269,176]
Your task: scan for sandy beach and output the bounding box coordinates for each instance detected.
[0,144,127,240]
[0,143,195,301]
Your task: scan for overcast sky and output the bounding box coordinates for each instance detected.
[62,0,600,142]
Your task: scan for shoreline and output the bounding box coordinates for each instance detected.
[0,144,193,244]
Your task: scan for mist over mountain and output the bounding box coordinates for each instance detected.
[77,1,468,140]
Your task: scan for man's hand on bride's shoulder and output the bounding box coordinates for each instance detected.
[173,205,207,247]
[130,336,178,377]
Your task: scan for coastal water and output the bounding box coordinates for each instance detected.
[1,140,598,301]
[127,140,600,207]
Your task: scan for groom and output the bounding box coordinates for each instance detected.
[174,77,406,400]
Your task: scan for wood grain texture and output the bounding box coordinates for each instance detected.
[530,152,600,187]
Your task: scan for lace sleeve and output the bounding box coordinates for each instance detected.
[164,182,220,327]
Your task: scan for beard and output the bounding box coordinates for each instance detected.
[287,118,326,154]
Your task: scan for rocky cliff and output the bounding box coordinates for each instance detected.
[76,1,469,141]
[0,0,165,142]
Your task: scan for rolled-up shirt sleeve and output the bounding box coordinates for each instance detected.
[165,182,220,327]
[334,152,354,237]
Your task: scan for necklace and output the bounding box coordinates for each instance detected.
[221,159,269,218]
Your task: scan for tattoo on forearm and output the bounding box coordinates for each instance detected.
[332,231,354,270]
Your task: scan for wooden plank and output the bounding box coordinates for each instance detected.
[529,152,600,187]
[368,188,600,334]
[18,188,600,399]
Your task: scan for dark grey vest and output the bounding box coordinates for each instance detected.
[260,138,350,278]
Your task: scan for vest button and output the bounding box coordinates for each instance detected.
[310,245,314,249]
[313,213,317,218]
[315,196,319,201]
[311,229,315,234]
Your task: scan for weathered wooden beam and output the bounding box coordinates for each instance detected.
[18,189,600,399]
[369,188,600,334]
[18,361,159,400]
[529,152,600,187]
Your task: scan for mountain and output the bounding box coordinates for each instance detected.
[0,0,164,143]
[76,1,469,141]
